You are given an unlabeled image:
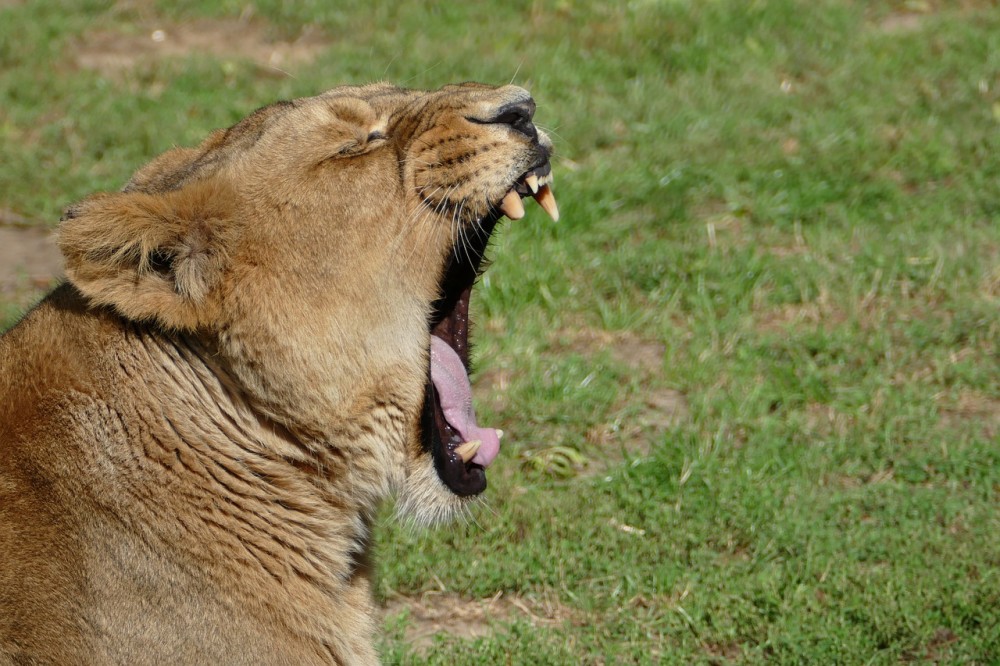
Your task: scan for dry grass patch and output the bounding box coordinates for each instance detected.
[559,325,687,416]
[591,391,689,473]
[803,402,854,440]
[553,326,665,372]
[383,590,575,651]
[901,627,961,663]
[73,17,328,76]
[640,388,690,431]
[981,264,1000,298]
[876,11,925,33]
[694,200,749,253]
[936,389,1000,440]
[0,225,62,311]
[754,289,847,334]
[870,1,998,34]
[703,640,743,665]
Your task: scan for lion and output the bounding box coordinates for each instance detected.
[0,82,557,665]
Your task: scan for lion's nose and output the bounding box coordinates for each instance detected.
[489,100,538,141]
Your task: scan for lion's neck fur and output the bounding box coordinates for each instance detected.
[108,311,374,573]
[3,285,383,662]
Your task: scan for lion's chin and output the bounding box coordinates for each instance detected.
[396,455,478,526]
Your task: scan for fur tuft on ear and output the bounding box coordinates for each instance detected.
[58,178,240,330]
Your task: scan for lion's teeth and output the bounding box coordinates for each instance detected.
[532,184,560,222]
[525,173,539,194]
[495,428,504,440]
[499,189,525,220]
[455,440,482,463]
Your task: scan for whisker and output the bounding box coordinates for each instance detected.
[476,497,500,520]
[454,197,476,268]
[381,54,399,79]
[399,59,445,86]
[534,123,565,142]
[469,201,491,245]
[509,62,523,86]
[389,184,449,269]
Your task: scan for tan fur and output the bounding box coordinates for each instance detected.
[0,83,552,664]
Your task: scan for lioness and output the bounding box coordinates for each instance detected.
[0,82,557,665]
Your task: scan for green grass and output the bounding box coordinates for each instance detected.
[2,0,999,663]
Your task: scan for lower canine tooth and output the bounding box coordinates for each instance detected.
[455,440,482,463]
[532,184,560,222]
[499,190,525,220]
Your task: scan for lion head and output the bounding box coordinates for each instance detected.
[57,82,558,525]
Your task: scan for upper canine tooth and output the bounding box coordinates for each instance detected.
[532,184,560,222]
[499,189,525,220]
[455,440,482,463]
[525,173,539,194]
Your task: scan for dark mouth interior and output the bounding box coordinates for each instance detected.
[423,147,554,497]
[424,214,499,496]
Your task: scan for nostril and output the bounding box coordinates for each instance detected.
[490,102,537,140]
[494,107,530,126]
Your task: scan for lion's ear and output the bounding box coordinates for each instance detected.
[58,179,239,330]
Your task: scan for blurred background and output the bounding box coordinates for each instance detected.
[1,1,998,663]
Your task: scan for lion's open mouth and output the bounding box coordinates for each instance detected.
[424,163,558,496]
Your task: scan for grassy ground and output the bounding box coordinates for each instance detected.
[2,0,999,663]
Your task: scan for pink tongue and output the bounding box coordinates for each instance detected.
[429,335,501,467]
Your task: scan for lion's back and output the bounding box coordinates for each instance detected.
[0,289,96,662]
